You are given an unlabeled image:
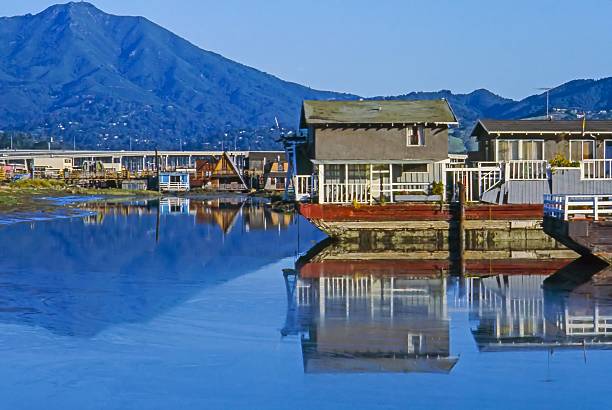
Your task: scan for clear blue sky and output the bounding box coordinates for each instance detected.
[2,0,611,100]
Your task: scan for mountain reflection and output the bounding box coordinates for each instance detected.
[286,240,612,374]
[0,197,322,337]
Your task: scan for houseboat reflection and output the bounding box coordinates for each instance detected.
[80,197,294,234]
[283,242,458,374]
[466,261,612,350]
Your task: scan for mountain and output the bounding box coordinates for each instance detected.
[1,2,612,152]
[0,2,353,150]
[382,78,612,151]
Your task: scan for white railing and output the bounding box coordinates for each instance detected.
[544,194,612,221]
[322,183,369,204]
[581,159,612,180]
[505,160,548,180]
[382,182,430,196]
[295,175,314,200]
[160,181,189,192]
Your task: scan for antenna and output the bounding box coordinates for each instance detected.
[537,87,553,119]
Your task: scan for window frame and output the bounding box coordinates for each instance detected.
[569,139,596,161]
[406,125,425,147]
[495,139,545,161]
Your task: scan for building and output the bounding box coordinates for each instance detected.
[292,99,458,204]
[245,151,286,190]
[159,172,190,192]
[472,119,612,162]
[464,119,612,204]
[210,152,248,191]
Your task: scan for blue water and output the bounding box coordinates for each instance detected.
[0,198,611,409]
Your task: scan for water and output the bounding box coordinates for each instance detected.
[0,197,611,409]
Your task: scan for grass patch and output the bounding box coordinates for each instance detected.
[10,179,66,189]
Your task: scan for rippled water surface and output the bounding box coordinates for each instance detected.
[1,197,611,409]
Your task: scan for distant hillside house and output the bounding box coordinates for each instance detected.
[295,99,458,204]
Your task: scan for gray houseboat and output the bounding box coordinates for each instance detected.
[290,99,459,203]
[464,119,612,204]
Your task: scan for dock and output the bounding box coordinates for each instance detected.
[543,194,612,263]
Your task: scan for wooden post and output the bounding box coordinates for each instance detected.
[155,149,161,193]
[318,164,324,204]
[389,163,394,203]
[345,163,349,204]
[594,196,599,221]
[369,164,373,205]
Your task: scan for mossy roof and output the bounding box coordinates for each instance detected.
[300,99,458,127]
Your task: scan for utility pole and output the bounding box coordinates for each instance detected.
[537,87,552,119]
[73,134,76,151]
[10,134,13,150]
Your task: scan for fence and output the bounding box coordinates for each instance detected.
[505,160,548,180]
[581,159,612,180]
[544,194,612,221]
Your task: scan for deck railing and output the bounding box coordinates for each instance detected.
[581,159,612,180]
[295,175,314,200]
[544,194,612,221]
[160,181,189,192]
[322,182,369,204]
[505,160,548,180]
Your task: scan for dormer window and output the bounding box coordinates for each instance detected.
[407,125,424,146]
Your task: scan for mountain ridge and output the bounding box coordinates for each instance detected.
[1,2,612,152]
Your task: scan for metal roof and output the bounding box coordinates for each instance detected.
[473,119,612,136]
[300,99,458,127]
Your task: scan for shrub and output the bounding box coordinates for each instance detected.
[549,154,579,168]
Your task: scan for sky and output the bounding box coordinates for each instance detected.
[1,0,611,100]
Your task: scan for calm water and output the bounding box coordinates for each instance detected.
[0,197,611,409]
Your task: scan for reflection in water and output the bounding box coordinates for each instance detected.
[466,269,612,350]
[284,270,457,373]
[287,239,612,374]
[81,196,294,234]
[0,197,321,337]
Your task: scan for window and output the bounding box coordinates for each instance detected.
[401,163,428,173]
[324,164,344,183]
[497,140,544,161]
[170,175,181,183]
[521,140,544,160]
[406,126,424,146]
[569,140,595,161]
[347,164,367,183]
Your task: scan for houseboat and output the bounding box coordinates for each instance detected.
[468,119,612,204]
[159,171,190,192]
[292,99,458,204]
[210,152,248,191]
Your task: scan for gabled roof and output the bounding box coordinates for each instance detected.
[472,119,612,137]
[300,99,458,127]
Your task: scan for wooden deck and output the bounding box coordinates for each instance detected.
[299,203,543,222]
[543,194,612,264]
